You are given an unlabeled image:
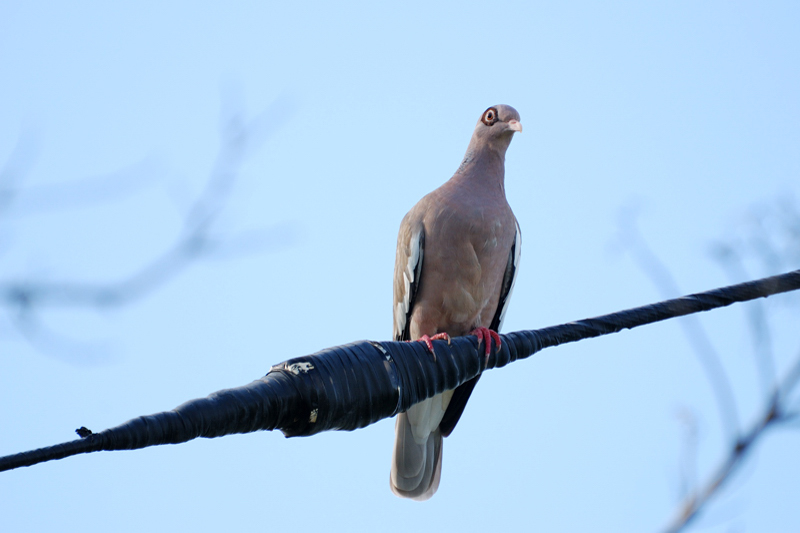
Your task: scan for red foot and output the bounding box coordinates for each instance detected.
[408,333,451,359]
[470,327,501,363]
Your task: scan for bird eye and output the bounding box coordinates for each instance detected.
[481,107,498,126]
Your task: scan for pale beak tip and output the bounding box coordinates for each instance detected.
[509,120,523,133]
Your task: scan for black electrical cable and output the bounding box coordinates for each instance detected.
[2,269,798,473]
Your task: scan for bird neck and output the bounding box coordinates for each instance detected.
[452,141,507,193]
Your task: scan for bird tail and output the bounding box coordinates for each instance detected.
[390,412,443,501]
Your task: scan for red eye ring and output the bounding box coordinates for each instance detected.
[481,107,498,126]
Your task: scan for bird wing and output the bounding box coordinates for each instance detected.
[391,215,446,500]
[393,217,425,342]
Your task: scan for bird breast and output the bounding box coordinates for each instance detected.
[410,201,514,338]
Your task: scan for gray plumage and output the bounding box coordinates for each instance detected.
[390,105,522,500]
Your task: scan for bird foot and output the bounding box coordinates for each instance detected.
[470,327,501,363]
[409,333,451,359]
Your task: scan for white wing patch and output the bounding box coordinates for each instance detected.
[393,229,424,340]
[496,220,522,331]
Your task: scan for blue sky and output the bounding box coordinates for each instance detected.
[1,2,799,532]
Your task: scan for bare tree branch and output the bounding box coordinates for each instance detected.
[0,98,299,359]
[665,349,800,532]
[675,407,699,501]
[655,198,800,532]
[711,243,776,401]
[0,129,39,216]
[2,158,166,216]
[616,206,740,440]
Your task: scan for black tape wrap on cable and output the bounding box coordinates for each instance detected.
[0,335,507,471]
[267,333,534,436]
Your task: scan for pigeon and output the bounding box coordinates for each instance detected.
[390,105,522,500]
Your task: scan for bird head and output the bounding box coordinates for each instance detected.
[471,104,522,153]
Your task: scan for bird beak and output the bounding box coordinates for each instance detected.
[508,120,523,132]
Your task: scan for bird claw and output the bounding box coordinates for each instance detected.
[470,327,501,364]
[408,333,451,360]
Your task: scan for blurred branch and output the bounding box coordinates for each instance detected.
[708,196,800,397]
[0,129,39,215]
[0,97,298,358]
[675,407,698,501]
[1,158,166,217]
[616,206,740,440]
[666,352,800,532]
[13,309,111,365]
[618,199,800,532]
[710,244,775,401]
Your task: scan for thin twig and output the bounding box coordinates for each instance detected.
[0,99,297,358]
[617,207,740,440]
[665,351,800,532]
[0,130,39,215]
